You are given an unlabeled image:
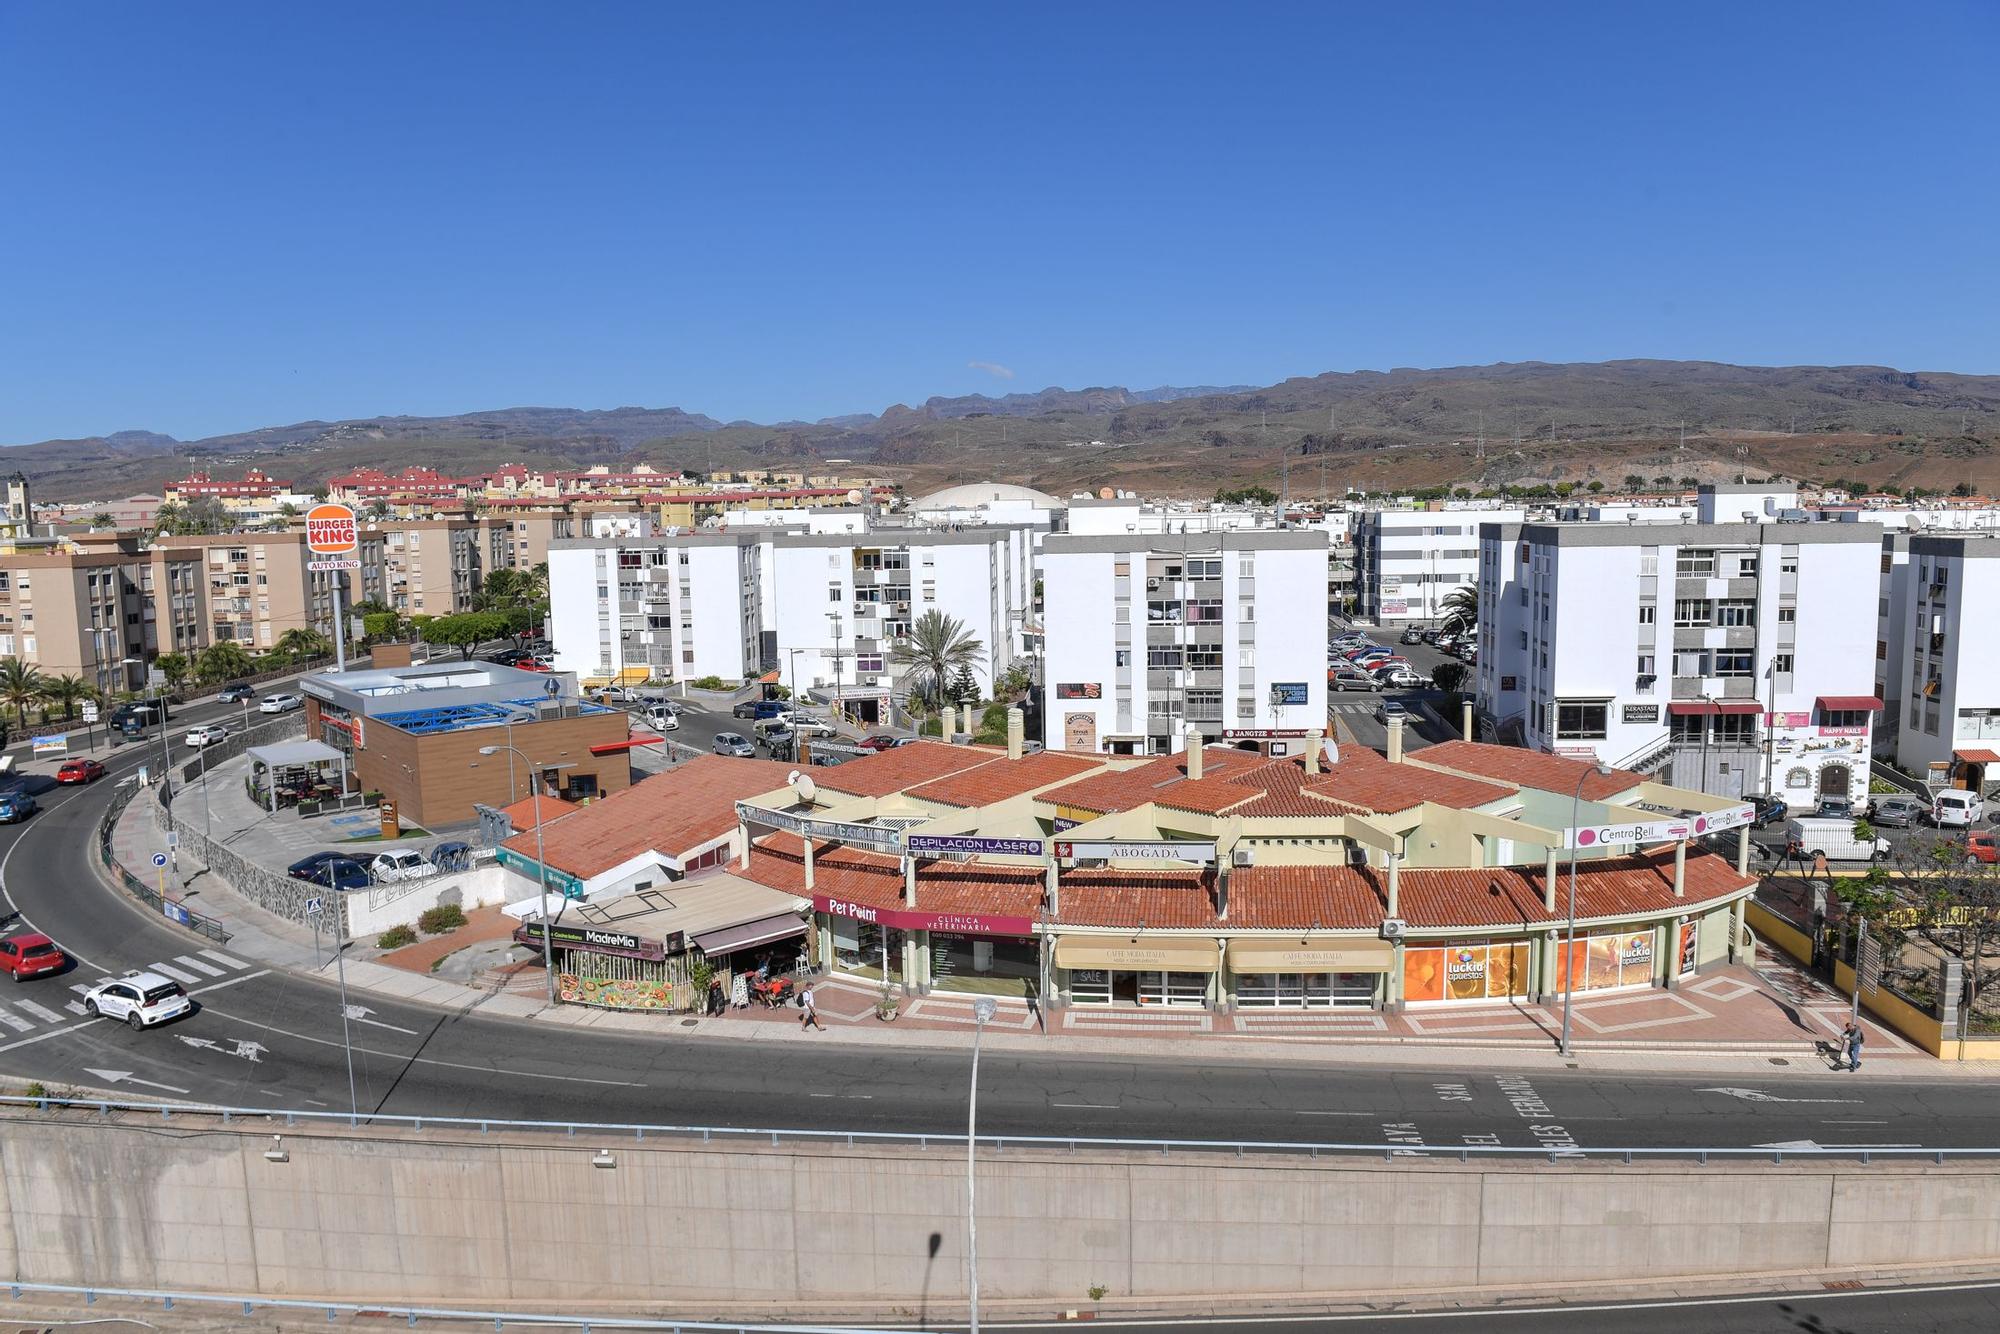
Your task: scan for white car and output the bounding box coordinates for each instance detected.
[259,693,304,714]
[788,715,839,740]
[643,707,679,732]
[369,850,438,883]
[83,971,193,1030]
[184,724,229,748]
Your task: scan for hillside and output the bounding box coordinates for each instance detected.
[8,360,1999,502]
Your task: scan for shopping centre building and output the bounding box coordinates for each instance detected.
[500,714,1760,1013]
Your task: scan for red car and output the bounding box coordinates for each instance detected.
[0,933,66,983]
[855,734,900,752]
[55,758,106,785]
[1961,831,1999,865]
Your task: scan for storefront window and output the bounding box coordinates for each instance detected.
[1236,973,1373,1008]
[1404,941,1532,1003]
[930,933,1040,998]
[1138,971,1207,1007]
[833,919,905,987]
[1556,927,1659,993]
[1068,968,1111,1005]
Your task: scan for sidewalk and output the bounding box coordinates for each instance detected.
[101,773,2000,1078]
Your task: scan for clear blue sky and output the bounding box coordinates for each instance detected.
[3,2,1994,444]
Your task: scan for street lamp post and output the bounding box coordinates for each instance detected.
[320,860,359,1124]
[477,744,575,1006]
[1558,761,1615,1058]
[966,995,998,1334]
[1698,693,1721,795]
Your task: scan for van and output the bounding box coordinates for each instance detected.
[1785,816,1890,863]
[1932,789,1984,829]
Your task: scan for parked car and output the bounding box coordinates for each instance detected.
[1959,830,2000,865]
[1867,794,1926,828]
[1784,816,1890,862]
[757,725,795,753]
[184,724,229,748]
[316,858,372,891]
[368,850,437,883]
[1747,793,1789,828]
[1932,788,1984,828]
[0,933,66,983]
[216,682,256,703]
[642,705,679,732]
[855,734,902,752]
[1329,667,1379,693]
[1376,700,1409,724]
[1813,798,1856,820]
[288,851,358,881]
[430,841,474,873]
[788,714,839,739]
[1375,666,1427,689]
[513,659,553,673]
[81,971,192,1029]
[55,758,107,784]
[1399,628,1424,645]
[259,693,303,714]
[712,731,756,757]
[0,791,38,823]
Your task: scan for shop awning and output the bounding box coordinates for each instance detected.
[1955,748,2000,765]
[1817,695,1884,712]
[1055,935,1220,973]
[692,912,806,957]
[1665,700,1762,716]
[1227,938,1395,975]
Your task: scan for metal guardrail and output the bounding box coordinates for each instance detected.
[1,1094,1984,1165]
[0,1278,908,1332]
[95,783,231,944]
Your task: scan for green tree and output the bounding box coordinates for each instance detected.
[0,659,46,727]
[421,611,511,660]
[1623,474,1646,490]
[39,673,91,721]
[276,501,300,518]
[949,662,981,705]
[1952,481,1976,498]
[90,511,115,528]
[196,641,255,684]
[1215,485,1278,505]
[1586,480,1605,493]
[1430,662,1469,697]
[1653,475,1673,486]
[156,496,231,536]
[890,610,984,721]
[362,611,403,642]
[275,628,330,660]
[154,653,193,695]
[1438,584,1479,634]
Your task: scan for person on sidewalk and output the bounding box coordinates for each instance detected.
[799,982,823,1032]
[1841,1019,1864,1072]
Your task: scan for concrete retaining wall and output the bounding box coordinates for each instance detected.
[3,1113,2000,1307]
[344,863,511,937]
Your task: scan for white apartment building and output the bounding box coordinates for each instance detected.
[1884,533,2000,790]
[1039,531,1327,755]
[1476,494,1883,804]
[1354,505,1528,624]
[547,524,1035,725]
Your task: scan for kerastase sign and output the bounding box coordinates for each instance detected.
[1562,802,1755,849]
[813,896,1034,937]
[905,834,1046,858]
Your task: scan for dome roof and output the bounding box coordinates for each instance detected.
[912,482,1062,510]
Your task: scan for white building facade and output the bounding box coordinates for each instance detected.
[1890,533,2000,790]
[1353,505,1527,625]
[1040,531,1327,755]
[1475,515,1883,804]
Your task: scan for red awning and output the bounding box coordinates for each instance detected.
[1817,695,1884,712]
[1955,748,2000,765]
[1666,700,1762,716]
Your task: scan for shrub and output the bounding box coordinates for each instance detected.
[417,903,467,935]
[377,925,417,949]
[690,675,728,691]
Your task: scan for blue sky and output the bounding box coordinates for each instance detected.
[2,2,1994,444]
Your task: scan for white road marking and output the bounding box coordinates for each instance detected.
[341,1004,420,1035]
[0,1019,99,1053]
[83,1068,189,1095]
[172,954,223,977]
[0,1010,31,1033]
[188,969,267,997]
[1298,1110,1371,1116]
[62,1001,87,1017]
[197,948,250,970]
[1051,1102,1117,1109]
[147,961,200,984]
[1698,1085,1861,1105]
[12,999,63,1024]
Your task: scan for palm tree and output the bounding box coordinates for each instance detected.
[39,673,92,721]
[891,610,984,733]
[1438,584,1479,634]
[156,653,193,696]
[0,658,45,728]
[197,641,255,684]
[90,511,115,529]
[275,628,329,661]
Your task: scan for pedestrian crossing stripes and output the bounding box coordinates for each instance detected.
[9,949,259,1033]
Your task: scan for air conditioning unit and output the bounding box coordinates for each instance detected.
[1379,918,1407,942]
[1231,847,1254,868]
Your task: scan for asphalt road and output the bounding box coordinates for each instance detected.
[0,676,1993,1153]
[992,1279,2000,1333]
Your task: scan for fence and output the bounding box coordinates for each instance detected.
[95,785,231,944]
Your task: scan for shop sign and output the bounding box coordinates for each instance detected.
[1053,839,1217,863]
[1382,599,1409,617]
[906,834,1045,858]
[515,920,672,962]
[732,803,905,854]
[31,734,66,756]
[1564,804,1754,849]
[1269,682,1309,706]
[1818,725,1868,737]
[1767,710,1811,728]
[1052,817,1082,832]
[1222,728,1313,739]
[1064,712,1097,752]
[1620,704,1659,724]
[813,895,1034,937]
[1500,675,1519,691]
[1054,682,1102,700]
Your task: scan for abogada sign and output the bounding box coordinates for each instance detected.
[1053,839,1218,864]
[305,502,361,571]
[1562,803,1755,849]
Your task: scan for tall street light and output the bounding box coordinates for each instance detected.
[477,743,574,1006]
[966,995,998,1334]
[1697,692,1722,795]
[1559,761,1615,1058]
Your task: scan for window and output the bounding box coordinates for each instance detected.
[1713,650,1754,677]
[828,584,843,602]
[1674,650,1709,677]
[1675,550,1715,577]
[1146,647,1183,668]
[1771,653,1794,674]
[1876,640,1887,661]
[1715,600,1756,627]
[1780,556,1799,575]
[1777,606,1795,623]
[1714,714,1757,744]
[1636,654,1656,677]
[1185,646,1223,671]
[1819,708,1869,731]
[1554,701,1608,739]
[1114,649,1131,668]
[1185,599,1223,623]
[1670,713,1705,742]
[1638,605,1656,625]
[1673,599,1712,627]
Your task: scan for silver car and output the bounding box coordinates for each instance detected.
[712,731,756,757]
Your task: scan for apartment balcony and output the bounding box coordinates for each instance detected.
[1184,704,1225,722]
[1186,668,1224,690]
[1147,669,1182,691]
[1669,675,1758,700]
[1671,625,1757,651]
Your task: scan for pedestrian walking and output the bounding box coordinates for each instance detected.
[799,982,823,1032]
[1841,1019,1864,1072]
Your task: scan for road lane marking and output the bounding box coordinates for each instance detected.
[0,1019,100,1053]
[197,949,250,970]
[1051,1102,1117,1109]
[1298,1110,1371,1116]
[12,999,63,1024]
[0,1010,31,1033]
[62,1001,87,1017]
[148,962,200,984]
[173,955,223,977]
[189,970,268,997]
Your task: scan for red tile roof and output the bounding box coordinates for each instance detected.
[1037,747,1270,816]
[499,793,579,833]
[905,749,1107,808]
[1303,745,1515,814]
[813,741,1004,799]
[743,838,1044,919]
[1411,741,1642,802]
[500,754,794,879]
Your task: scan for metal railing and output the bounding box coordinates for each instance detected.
[95,784,231,944]
[0,1279,905,1333]
[1,1095,1986,1165]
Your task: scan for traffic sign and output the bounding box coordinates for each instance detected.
[150,852,169,868]
[81,701,99,722]
[305,502,359,556]
[305,896,325,917]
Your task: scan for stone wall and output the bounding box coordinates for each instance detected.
[2,1112,1998,1308]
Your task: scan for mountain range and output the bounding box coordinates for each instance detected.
[8,360,1999,502]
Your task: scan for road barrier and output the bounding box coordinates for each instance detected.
[0,1094,1985,1164]
[95,784,231,944]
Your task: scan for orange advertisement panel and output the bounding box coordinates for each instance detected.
[1404,947,1445,1002]
[1493,941,1531,997]
[1443,944,1489,1000]
[1617,930,1655,986]
[1583,934,1623,990]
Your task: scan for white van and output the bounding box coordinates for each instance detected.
[1785,816,1891,863]
[1932,789,1984,828]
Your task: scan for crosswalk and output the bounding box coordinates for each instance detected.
[0,947,262,1029]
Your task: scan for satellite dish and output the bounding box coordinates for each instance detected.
[845,489,863,505]
[789,771,818,804]
[1097,486,1114,500]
